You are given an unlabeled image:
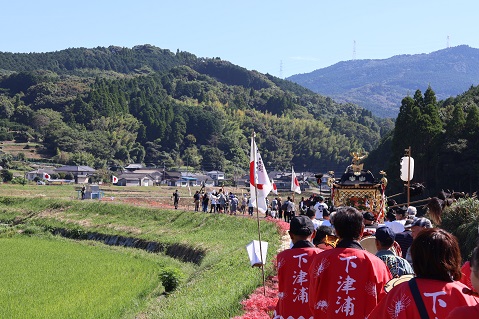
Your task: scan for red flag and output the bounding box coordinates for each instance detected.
[291,167,301,194]
[250,134,272,213]
[271,178,278,195]
[112,175,118,184]
[43,172,50,180]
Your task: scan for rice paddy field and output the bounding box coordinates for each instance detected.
[0,183,282,318]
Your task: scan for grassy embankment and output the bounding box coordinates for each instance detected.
[0,184,281,318]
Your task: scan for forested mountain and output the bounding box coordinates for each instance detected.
[288,45,479,118]
[365,85,479,197]
[0,45,392,176]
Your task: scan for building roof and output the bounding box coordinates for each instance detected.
[118,173,153,179]
[206,170,225,174]
[131,169,162,174]
[54,165,96,173]
[125,163,143,169]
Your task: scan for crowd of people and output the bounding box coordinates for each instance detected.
[273,201,479,319]
[173,188,252,215]
[169,188,479,318]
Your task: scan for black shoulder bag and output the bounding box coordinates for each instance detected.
[408,278,429,319]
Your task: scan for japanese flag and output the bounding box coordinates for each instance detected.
[291,167,301,194]
[271,179,278,195]
[112,175,118,184]
[250,135,272,213]
[43,172,50,180]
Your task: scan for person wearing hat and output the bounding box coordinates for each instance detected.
[274,216,322,319]
[362,211,377,236]
[308,207,392,319]
[374,226,414,278]
[394,206,408,225]
[407,206,417,219]
[383,206,407,234]
[395,219,413,259]
[405,217,433,265]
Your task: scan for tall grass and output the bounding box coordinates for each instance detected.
[0,194,280,318]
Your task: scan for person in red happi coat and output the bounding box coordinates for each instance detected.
[446,244,479,319]
[273,216,323,319]
[368,228,479,319]
[308,206,392,319]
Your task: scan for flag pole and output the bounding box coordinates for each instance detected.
[252,131,266,295]
[291,166,295,203]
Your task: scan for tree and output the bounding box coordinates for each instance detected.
[200,145,225,171]
[0,154,13,169]
[183,145,202,169]
[1,169,13,182]
[0,96,14,119]
[465,104,479,137]
[445,104,466,137]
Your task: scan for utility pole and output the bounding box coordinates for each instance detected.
[353,40,357,60]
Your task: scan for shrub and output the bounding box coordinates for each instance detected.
[10,176,27,185]
[441,197,479,260]
[0,169,13,182]
[160,267,184,293]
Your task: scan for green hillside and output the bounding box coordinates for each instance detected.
[365,85,479,198]
[0,45,392,174]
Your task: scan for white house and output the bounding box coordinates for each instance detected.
[116,173,153,187]
[206,170,225,186]
[26,169,55,181]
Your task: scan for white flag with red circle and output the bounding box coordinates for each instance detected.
[112,175,118,184]
[291,167,301,194]
[249,135,272,213]
[43,172,51,180]
[271,178,278,195]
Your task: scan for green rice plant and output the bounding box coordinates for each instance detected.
[0,192,281,319]
[0,237,164,319]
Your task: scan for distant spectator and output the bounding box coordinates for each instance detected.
[405,217,433,265]
[395,219,413,259]
[306,207,321,230]
[313,195,328,220]
[172,189,180,209]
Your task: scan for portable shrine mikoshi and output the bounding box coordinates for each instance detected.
[328,152,387,222]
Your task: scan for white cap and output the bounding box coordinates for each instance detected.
[407,206,417,216]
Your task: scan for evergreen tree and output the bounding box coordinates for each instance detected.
[445,104,466,137]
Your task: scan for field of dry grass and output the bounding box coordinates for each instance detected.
[0,141,50,160]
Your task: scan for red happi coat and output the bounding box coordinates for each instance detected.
[308,247,392,319]
[446,303,479,319]
[368,279,479,319]
[459,261,473,290]
[274,246,323,319]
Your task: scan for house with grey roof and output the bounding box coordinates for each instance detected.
[116,173,154,187]
[54,165,96,184]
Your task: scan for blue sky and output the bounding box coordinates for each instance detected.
[2,1,479,78]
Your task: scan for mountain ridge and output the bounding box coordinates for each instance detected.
[288,45,479,117]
